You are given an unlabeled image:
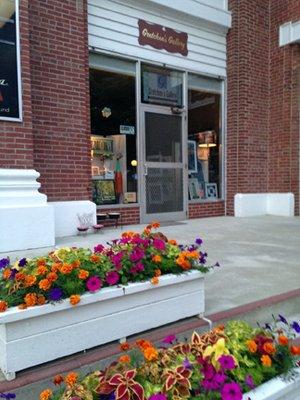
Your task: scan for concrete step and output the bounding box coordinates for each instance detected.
[1,289,299,399]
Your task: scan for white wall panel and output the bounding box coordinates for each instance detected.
[88,0,229,77]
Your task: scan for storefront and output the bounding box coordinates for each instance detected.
[88,0,229,223]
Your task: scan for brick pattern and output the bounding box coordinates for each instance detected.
[0,1,34,168]
[97,207,140,226]
[188,201,225,219]
[29,0,91,201]
[227,0,300,216]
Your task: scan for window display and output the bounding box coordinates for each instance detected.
[188,84,222,200]
[90,67,137,206]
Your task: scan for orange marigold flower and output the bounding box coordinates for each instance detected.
[136,339,152,350]
[53,374,64,385]
[51,263,61,273]
[168,239,177,245]
[60,263,73,274]
[37,258,46,267]
[122,231,135,238]
[0,301,8,313]
[2,268,11,280]
[144,346,158,361]
[176,257,191,270]
[290,345,300,356]
[246,340,258,353]
[65,372,78,387]
[78,269,89,280]
[24,275,37,287]
[152,255,161,263]
[261,354,272,367]
[120,342,131,351]
[151,277,159,285]
[37,265,48,276]
[46,272,58,282]
[39,389,52,400]
[154,269,161,277]
[188,250,199,259]
[90,254,100,263]
[39,278,51,291]
[71,259,81,268]
[278,335,289,346]
[18,303,27,310]
[24,293,38,307]
[119,355,131,363]
[37,294,46,305]
[263,342,276,355]
[70,294,80,306]
[15,272,25,281]
[151,221,160,229]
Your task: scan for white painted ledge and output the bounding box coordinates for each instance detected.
[51,200,97,237]
[279,21,300,46]
[0,169,54,252]
[243,368,300,400]
[234,193,294,217]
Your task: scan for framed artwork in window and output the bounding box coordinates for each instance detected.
[188,178,201,200]
[92,179,116,205]
[205,183,218,199]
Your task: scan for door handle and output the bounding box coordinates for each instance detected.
[144,164,148,176]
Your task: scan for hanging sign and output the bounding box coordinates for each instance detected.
[138,20,188,56]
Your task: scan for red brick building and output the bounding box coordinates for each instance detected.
[0,0,299,236]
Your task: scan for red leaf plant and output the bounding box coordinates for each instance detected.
[163,365,192,398]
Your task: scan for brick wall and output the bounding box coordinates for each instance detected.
[188,201,225,219]
[0,1,34,168]
[268,1,300,215]
[227,0,300,215]
[29,0,91,201]
[97,207,140,226]
[226,0,270,215]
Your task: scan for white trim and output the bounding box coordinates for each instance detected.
[0,0,23,122]
[279,21,300,46]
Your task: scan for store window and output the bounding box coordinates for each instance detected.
[89,54,137,206]
[188,74,222,201]
[0,0,21,120]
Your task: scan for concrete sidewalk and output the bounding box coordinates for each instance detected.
[2,215,300,315]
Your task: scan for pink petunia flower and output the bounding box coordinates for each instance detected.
[94,244,104,253]
[153,239,166,251]
[106,271,120,285]
[86,276,102,292]
[221,382,242,400]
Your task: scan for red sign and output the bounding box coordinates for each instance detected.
[138,20,188,57]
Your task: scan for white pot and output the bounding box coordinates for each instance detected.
[243,368,300,400]
[0,270,205,380]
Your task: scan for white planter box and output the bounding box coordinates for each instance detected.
[0,270,205,380]
[243,368,300,400]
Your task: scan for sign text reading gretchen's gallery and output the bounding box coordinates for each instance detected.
[138,20,188,57]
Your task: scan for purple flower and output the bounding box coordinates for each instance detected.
[136,262,144,272]
[48,287,63,301]
[264,323,271,330]
[9,268,17,280]
[94,244,104,253]
[0,393,16,399]
[278,314,288,324]
[221,382,242,400]
[245,374,256,390]
[195,238,203,245]
[183,358,192,370]
[291,321,300,333]
[18,258,27,267]
[86,276,102,292]
[130,248,145,262]
[148,394,167,400]
[202,363,215,380]
[106,271,120,285]
[0,258,10,269]
[162,334,177,344]
[214,372,226,385]
[153,239,166,251]
[218,355,236,370]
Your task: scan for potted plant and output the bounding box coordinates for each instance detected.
[37,315,300,400]
[0,223,217,380]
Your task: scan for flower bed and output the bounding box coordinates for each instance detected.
[0,223,217,380]
[37,315,300,400]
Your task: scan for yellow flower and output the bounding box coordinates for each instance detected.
[203,338,236,370]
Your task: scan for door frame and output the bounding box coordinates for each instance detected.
[139,103,188,223]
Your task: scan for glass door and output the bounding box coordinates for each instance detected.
[140,104,186,222]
